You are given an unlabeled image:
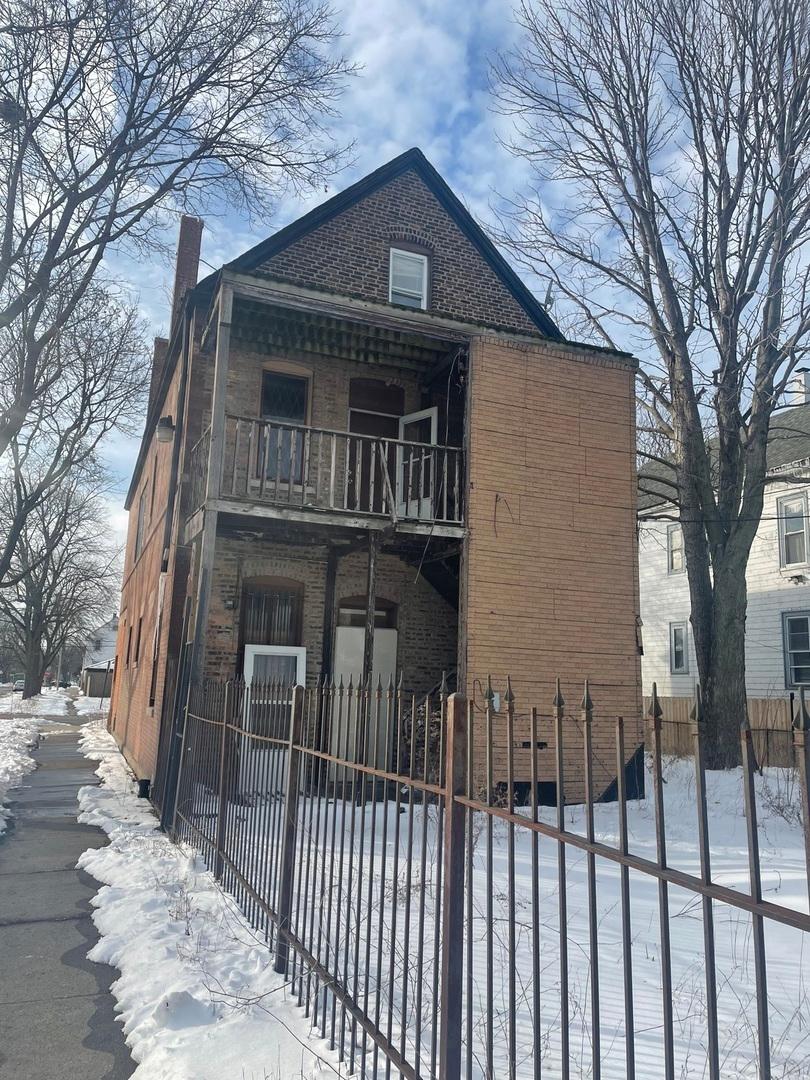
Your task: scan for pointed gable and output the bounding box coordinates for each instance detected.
[228,149,560,338]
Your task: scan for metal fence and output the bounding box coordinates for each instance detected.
[169,677,810,1080]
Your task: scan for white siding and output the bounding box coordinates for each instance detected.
[639,474,810,699]
[82,615,119,670]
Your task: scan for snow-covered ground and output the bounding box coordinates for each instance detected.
[0,687,72,835]
[77,718,344,1080]
[77,717,810,1080]
[74,693,110,717]
[0,686,71,717]
[0,716,42,836]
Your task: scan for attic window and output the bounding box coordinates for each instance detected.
[389,249,428,309]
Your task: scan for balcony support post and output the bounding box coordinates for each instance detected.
[188,285,232,689]
[321,544,339,680]
[362,530,379,687]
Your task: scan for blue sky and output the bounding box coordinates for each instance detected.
[103,0,536,538]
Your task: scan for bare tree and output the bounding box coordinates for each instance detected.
[492,0,810,765]
[0,478,118,696]
[0,279,146,586]
[0,0,352,456]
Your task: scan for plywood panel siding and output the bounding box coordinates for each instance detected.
[639,474,810,701]
[462,337,642,799]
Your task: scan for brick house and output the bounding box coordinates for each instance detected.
[110,148,642,804]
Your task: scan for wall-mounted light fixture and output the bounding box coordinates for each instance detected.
[156,415,175,443]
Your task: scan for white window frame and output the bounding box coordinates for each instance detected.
[777,492,810,568]
[669,621,689,674]
[396,406,438,519]
[389,248,428,309]
[666,523,685,575]
[783,611,810,687]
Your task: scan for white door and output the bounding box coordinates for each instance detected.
[240,645,305,796]
[333,627,398,768]
[397,407,438,519]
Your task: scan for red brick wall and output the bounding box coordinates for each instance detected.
[260,169,539,334]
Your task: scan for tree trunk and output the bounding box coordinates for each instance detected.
[23,638,44,699]
[697,560,748,770]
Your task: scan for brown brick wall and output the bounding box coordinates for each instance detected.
[203,534,457,692]
[224,343,424,431]
[462,336,642,799]
[260,169,539,334]
[110,361,186,780]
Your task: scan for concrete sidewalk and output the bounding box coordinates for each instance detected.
[0,711,134,1079]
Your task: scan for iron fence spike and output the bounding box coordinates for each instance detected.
[648,682,663,720]
[581,678,593,713]
[485,675,494,704]
[552,676,565,710]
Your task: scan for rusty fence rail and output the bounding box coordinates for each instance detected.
[169,677,810,1080]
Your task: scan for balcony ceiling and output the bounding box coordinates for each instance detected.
[231,296,463,372]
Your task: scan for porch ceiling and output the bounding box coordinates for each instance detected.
[231,296,463,373]
[216,510,462,561]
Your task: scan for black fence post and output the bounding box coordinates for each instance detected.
[794,687,810,912]
[213,680,232,880]
[438,691,467,1080]
[275,683,305,975]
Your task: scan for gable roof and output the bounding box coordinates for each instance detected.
[126,150,565,510]
[638,402,810,511]
[223,147,562,340]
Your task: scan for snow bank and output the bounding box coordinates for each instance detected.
[0,687,71,717]
[76,718,342,1080]
[0,716,42,836]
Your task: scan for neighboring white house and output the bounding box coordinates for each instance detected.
[82,614,119,671]
[638,402,810,718]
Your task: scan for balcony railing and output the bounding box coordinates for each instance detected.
[188,415,464,525]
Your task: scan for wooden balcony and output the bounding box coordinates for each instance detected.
[187,416,464,531]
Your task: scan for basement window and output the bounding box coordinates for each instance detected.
[389,248,428,309]
[669,621,689,674]
[778,493,808,567]
[783,612,810,686]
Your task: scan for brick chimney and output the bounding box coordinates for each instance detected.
[171,214,204,330]
[148,215,203,410]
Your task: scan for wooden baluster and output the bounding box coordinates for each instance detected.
[329,432,337,509]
